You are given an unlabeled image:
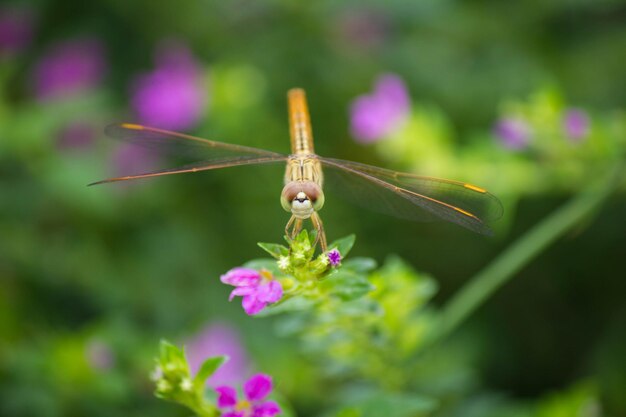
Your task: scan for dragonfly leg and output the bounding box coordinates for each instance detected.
[285,215,304,241]
[285,215,296,238]
[311,211,327,252]
[292,218,303,239]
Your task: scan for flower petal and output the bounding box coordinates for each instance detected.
[221,268,261,287]
[222,412,245,417]
[242,295,267,316]
[229,286,256,301]
[256,281,283,304]
[244,373,273,402]
[215,385,238,408]
[327,249,341,266]
[252,401,281,417]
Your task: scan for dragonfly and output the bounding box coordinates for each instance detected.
[90,88,503,251]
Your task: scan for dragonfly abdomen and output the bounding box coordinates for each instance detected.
[288,88,315,155]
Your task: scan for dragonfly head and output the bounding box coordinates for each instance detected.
[281,181,325,219]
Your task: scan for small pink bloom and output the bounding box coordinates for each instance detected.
[222,268,262,287]
[85,339,115,371]
[32,37,106,101]
[57,121,97,150]
[0,6,35,56]
[493,117,531,150]
[350,73,410,143]
[110,142,160,182]
[327,249,341,266]
[220,269,283,315]
[186,322,250,387]
[563,109,589,142]
[131,40,206,131]
[216,385,238,408]
[215,374,281,417]
[337,9,389,49]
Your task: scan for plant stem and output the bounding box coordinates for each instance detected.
[428,162,623,346]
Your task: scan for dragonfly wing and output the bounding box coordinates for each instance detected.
[320,157,503,235]
[90,123,287,185]
[89,156,286,185]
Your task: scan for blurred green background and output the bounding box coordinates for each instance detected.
[1,0,625,416]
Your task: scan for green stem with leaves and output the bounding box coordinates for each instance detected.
[428,161,623,346]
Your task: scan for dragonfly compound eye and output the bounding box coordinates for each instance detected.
[280,182,324,218]
[302,183,324,211]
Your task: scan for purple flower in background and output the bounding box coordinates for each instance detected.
[327,249,341,267]
[215,374,281,417]
[186,322,250,387]
[85,339,115,371]
[57,121,97,150]
[221,268,283,315]
[110,142,160,185]
[131,41,206,131]
[563,109,589,142]
[350,73,410,143]
[33,38,106,101]
[338,9,388,49]
[0,6,35,56]
[494,117,531,150]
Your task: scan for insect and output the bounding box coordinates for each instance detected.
[91,89,503,251]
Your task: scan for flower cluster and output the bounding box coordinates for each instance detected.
[152,340,281,417]
[221,268,283,315]
[216,374,281,417]
[152,341,220,416]
[494,107,591,151]
[219,230,349,316]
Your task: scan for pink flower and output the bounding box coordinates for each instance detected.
[215,374,281,417]
[562,109,589,142]
[85,339,115,371]
[350,73,411,143]
[327,249,341,266]
[32,37,106,101]
[186,322,250,387]
[493,117,531,150]
[131,40,206,131]
[57,121,97,150]
[0,6,35,56]
[220,268,283,315]
[108,142,161,189]
[337,9,389,49]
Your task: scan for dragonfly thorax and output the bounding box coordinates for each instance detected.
[280,181,325,219]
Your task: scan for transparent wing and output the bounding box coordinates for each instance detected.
[89,123,288,185]
[320,157,503,235]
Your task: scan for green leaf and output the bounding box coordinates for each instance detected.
[159,339,184,363]
[255,296,317,316]
[296,229,309,244]
[257,242,289,259]
[244,259,281,275]
[343,257,377,273]
[328,234,356,257]
[320,270,374,301]
[334,407,362,417]
[193,356,228,388]
[338,387,437,417]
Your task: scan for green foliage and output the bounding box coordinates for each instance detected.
[255,232,439,390]
[329,387,437,417]
[327,235,356,259]
[1,1,625,416]
[152,340,223,417]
